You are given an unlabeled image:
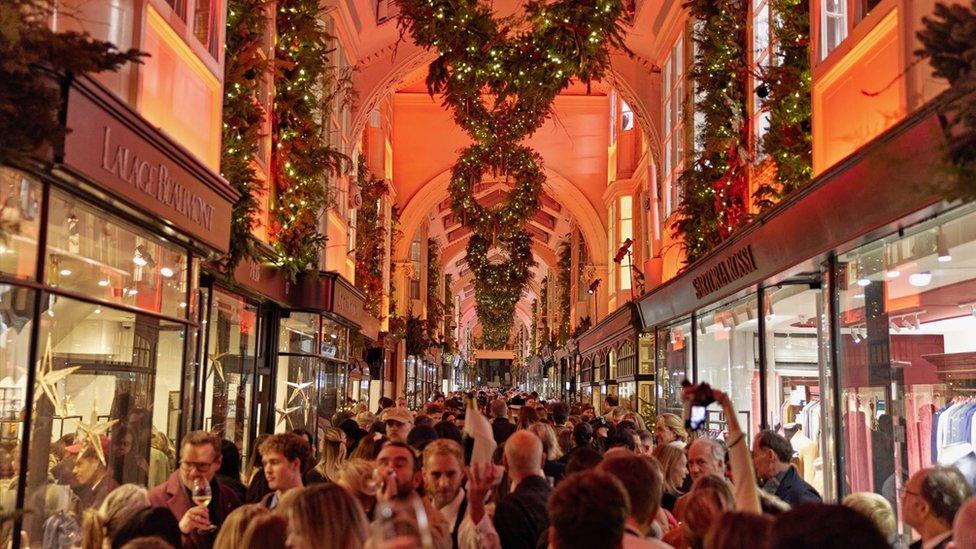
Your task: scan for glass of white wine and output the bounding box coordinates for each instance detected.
[191,478,217,532]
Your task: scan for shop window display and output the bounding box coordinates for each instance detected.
[23,295,185,543]
[275,313,320,435]
[46,189,191,319]
[764,284,827,496]
[696,296,760,441]
[835,204,976,521]
[0,285,34,522]
[202,290,257,459]
[0,169,41,280]
[657,317,692,416]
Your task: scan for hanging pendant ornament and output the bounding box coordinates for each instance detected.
[396,0,628,348]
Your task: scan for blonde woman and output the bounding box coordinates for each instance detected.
[80,484,149,549]
[306,427,346,484]
[336,458,378,518]
[654,413,689,447]
[653,442,688,512]
[213,504,268,549]
[281,484,369,549]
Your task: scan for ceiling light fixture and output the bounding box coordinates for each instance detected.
[97,279,110,287]
[59,268,71,277]
[160,267,175,278]
[884,244,901,278]
[856,259,871,287]
[908,272,933,287]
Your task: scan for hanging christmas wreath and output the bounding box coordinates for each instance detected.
[396,0,627,347]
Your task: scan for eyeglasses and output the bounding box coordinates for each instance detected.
[180,460,214,472]
[897,487,920,498]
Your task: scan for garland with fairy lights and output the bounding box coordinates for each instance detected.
[426,238,444,339]
[556,239,571,345]
[271,0,350,280]
[220,0,270,271]
[753,0,812,209]
[917,2,976,197]
[673,0,750,264]
[396,0,627,348]
[354,156,388,317]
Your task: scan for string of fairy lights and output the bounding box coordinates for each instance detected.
[395,0,627,348]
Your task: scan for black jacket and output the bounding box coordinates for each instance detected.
[909,536,952,549]
[492,418,517,446]
[494,475,551,549]
[774,465,823,507]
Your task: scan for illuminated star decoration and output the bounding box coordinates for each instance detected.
[73,418,118,466]
[275,405,301,429]
[35,334,80,416]
[285,371,312,406]
[207,352,229,383]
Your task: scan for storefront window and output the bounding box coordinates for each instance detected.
[276,312,320,434]
[696,296,760,440]
[765,283,827,497]
[45,189,190,319]
[0,168,42,280]
[0,285,34,530]
[24,295,184,540]
[658,317,692,415]
[639,333,654,375]
[203,290,257,457]
[836,205,976,522]
[320,317,349,361]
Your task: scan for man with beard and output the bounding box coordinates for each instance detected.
[422,439,498,548]
[375,441,451,549]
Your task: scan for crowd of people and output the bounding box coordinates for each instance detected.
[24,385,976,548]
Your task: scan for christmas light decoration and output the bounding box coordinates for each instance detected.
[396,0,627,347]
[220,0,271,271]
[754,0,812,208]
[271,0,352,280]
[673,0,751,264]
[354,156,389,316]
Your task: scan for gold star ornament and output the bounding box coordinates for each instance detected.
[35,334,80,416]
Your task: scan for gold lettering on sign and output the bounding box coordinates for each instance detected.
[692,245,759,300]
[100,126,215,230]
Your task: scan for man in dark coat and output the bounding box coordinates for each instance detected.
[148,431,240,549]
[493,431,551,549]
[489,398,516,446]
[753,430,822,507]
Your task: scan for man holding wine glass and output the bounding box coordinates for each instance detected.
[148,430,241,549]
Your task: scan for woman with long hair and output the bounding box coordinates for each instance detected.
[306,428,346,484]
[240,513,288,549]
[280,484,369,549]
[654,413,689,447]
[336,458,378,518]
[516,406,539,431]
[81,484,149,549]
[666,474,735,549]
[653,442,689,512]
[213,504,268,549]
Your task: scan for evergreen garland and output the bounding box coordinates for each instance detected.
[443,273,456,352]
[673,0,751,264]
[396,0,627,348]
[354,156,389,317]
[531,299,538,354]
[0,0,143,165]
[426,238,444,340]
[556,239,571,345]
[221,0,271,271]
[917,1,976,196]
[753,0,812,208]
[272,0,350,280]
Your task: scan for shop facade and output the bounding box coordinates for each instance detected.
[576,303,654,417]
[634,106,976,535]
[0,75,238,545]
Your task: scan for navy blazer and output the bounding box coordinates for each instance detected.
[774,465,823,507]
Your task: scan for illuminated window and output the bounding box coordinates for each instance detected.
[821,0,847,59]
[608,202,616,296]
[619,196,633,291]
[661,34,685,219]
[621,100,634,131]
[410,236,421,299]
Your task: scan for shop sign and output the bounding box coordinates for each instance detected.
[331,277,381,341]
[692,245,758,299]
[62,79,235,253]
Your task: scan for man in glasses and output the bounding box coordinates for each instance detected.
[901,466,972,549]
[149,430,241,549]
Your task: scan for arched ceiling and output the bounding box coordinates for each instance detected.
[335,0,665,348]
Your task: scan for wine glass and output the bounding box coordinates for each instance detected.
[191,478,216,532]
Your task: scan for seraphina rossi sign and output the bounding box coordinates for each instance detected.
[691,245,758,299]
